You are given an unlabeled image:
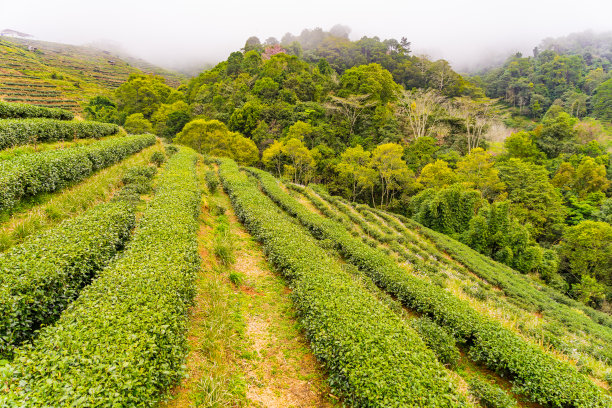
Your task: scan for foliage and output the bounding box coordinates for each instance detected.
[409,317,460,368]
[84,96,119,124]
[0,101,74,120]
[205,170,219,193]
[150,151,166,167]
[174,119,258,166]
[123,113,153,134]
[0,134,156,212]
[497,159,566,241]
[3,148,201,406]
[0,118,120,151]
[249,167,610,407]
[560,221,612,286]
[115,74,181,119]
[219,159,467,407]
[591,78,612,122]
[467,376,517,408]
[0,200,135,358]
[418,159,456,188]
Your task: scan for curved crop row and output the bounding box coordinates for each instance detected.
[248,167,611,408]
[0,118,119,151]
[220,160,467,407]
[0,101,74,121]
[0,200,135,358]
[3,148,200,407]
[0,134,156,213]
[394,214,612,334]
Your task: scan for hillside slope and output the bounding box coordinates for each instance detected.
[0,37,185,114]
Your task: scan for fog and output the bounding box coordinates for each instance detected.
[1,0,611,74]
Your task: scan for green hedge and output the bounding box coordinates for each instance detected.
[3,148,200,406]
[221,160,467,407]
[393,214,612,359]
[248,167,611,408]
[0,200,135,358]
[0,101,74,120]
[467,376,517,408]
[0,134,156,213]
[0,118,120,151]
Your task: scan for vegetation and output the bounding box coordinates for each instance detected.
[218,158,467,407]
[0,134,155,212]
[0,118,119,150]
[0,100,74,120]
[2,148,201,406]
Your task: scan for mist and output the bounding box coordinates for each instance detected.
[1,0,611,74]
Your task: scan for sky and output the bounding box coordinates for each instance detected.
[1,0,611,73]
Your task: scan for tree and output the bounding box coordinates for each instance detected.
[83,96,119,123]
[174,119,257,165]
[497,159,566,241]
[450,97,495,153]
[285,121,316,147]
[281,138,316,184]
[244,36,262,52]
[336,145,374,201]
[503,131,543,162]
[123,113,152,134]
[115,74,177,119]
[397,89,444,140]
[456,148,505,200]
[418,160,456,189]
[325,94,375,139]
[591,78,612,121]
[536,112,578,158]
[560,221,612,286]
[370,143,412,207]
[262,140,285,177]
[339,63,401,104]
[404,136,439,171]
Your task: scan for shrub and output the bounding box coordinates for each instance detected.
[247,167,612,408]
[0,118,120,151]
[467,376,518,408]
[218,159,466,407]
[410,317,460,368]
[0,101,74,120]
[3,148,201,406]
[0,134,156,213]
[205,170,219,194]
[0,200,135,358]
[150,151,166,166]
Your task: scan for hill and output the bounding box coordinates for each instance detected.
[0,36,185,114]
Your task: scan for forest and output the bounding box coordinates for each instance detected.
[83,27,612,311]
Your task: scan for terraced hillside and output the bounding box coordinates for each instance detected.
[0,101,610,406]
[0,37,184,114]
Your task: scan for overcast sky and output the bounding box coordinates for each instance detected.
[1,0,611,72]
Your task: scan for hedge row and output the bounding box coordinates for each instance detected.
[3,148,201,406]
[222,160,467,407]
[0,118,120,151]
[0,134,156,213]
[0,101,74,120]
[0,200,135,358]
[248,167,611,408]
[393,215,612,353]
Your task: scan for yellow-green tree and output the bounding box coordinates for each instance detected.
[174,119,258,165]
[370,143,412,207]
[456,148,505,200]
[336,145,376,201]
[418,160,456,189]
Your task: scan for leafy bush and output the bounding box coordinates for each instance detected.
[248,167,612,408]
[410,317,460,368]
[3,148,201,406]
[219,159,466,407]
[0,134,156,212]
[205,170,219,193]
[467,376,517,408]
[165,144,178,156]
[0,118,119,151]
[0,200,135,358]
[114,164,158,201]
[150,151,166,166]
[0,101,74,120]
